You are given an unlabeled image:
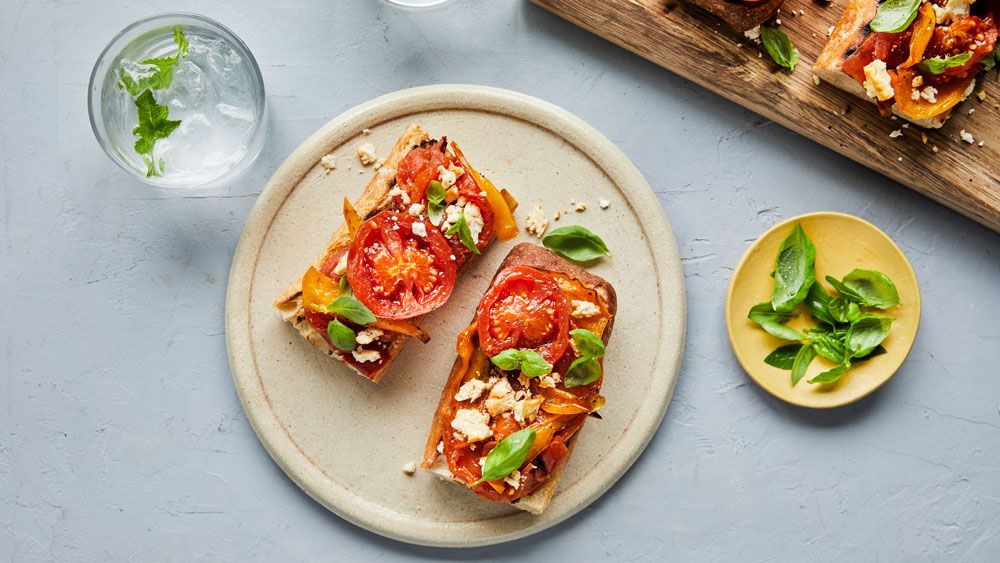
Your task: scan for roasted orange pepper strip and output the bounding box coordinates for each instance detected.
[343,197,363,238]
[451,142,519,241]
[900,4,937,69]
[891,68,972,120]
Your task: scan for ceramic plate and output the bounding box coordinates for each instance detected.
[726,212,920,409]
[225,85,686,547]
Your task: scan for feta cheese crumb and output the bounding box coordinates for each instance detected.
[744,25,761,44]
[827,25,835,36]
[933,0,972,24]
[484,379,516,417]
[356,143,377,166]
[571,299,601,318]
[889,129,903,139]
[355,328,383,346]
[512,397,542,424]
[454,379,488,402]
[863,60,894,101]
[599,198,610,209]
[388,185,411,206]
[450,409,492,442]
[437,165,458,190]
[920,86,938,103]
[437,440,444,454]
[402,461,416,475]
[978,140,985,147]
[411,221,428,238]
[525,203,549,237]
[977,91,987,101]
[465,203,484,244]
[503,469,521,488]
[574,202,588,212]
[332,253,348,276]
[960,129,975,144]
[320,154,337,170]
[812,74,821,86]
[932,145,940,153]
[968,108,975,115]
[407,203,425,216]
[351,349,381,363]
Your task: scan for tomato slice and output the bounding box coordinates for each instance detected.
[396,143,448,203]
[924,15,998,79]
[477,266,570,363]
[447,172,495,258]
[346,211,456,320]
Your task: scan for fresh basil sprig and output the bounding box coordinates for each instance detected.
[869,0,920,33]
[764,344,802,369]
[327,295,377,324]
[791,345,818,385]
[805,283,837,325]
[490,349,553,377]
[327,319,357,351]
[807,362,851,385]
[761,26,800,72]
[445,212,481,255]
[565,329,605,387]
[475,427,535,485]
[542,226,611,263]
[845,315,892,358]
[426,180,446,226]
[919,53,972,74]
[771,222,816,312]
[831,269,900,309]
[133,90,180,178]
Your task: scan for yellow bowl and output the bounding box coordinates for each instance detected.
[726,212,921,409]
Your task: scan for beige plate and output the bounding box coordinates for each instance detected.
[225,85,686,547]
[726,212,921,409]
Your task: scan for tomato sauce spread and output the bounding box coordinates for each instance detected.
[437,267,611,503]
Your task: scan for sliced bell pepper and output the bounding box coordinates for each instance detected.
[451,142,519,241]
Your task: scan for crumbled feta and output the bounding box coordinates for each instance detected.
[402,461,417,475]
[977,141,985,147]
[512,397,542,424]
[889,129,903,139]
[388,185,411,206]
[332,253,348,276]
[484,379,516,417]
[503,469,522,488]
[599,198,610,209]
[863,60,895,101]
[920,86,938,103]
[812,74,821,86]
[411,221,427,238]
[911,75,924,89]
[538,373,561,389]
[357,143,377,166]
[454,378,488,402]
[571,299,601,318]
[351,349,381,363]
[932,145,940,153]
[450,409,492,442]
[408,203,425,216]
[827,25,835,36]
[744,26,761,44]
[960,129,975,144]
[437,165,458,189]
[355,328,383,346]
[465,203,484,243]
[525,203,549,238]
[934,0,972,24]
[320,154,337,170]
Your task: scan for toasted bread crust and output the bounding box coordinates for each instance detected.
[274,124,429,383]
[684,0,783,32]
[422,243,617,514]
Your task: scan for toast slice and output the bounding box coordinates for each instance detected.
[422,243,617,514]
[813,0,978,128]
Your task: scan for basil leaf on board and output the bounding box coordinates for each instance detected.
[828,296,861,324]
[771,222,817,313]
[327,319,356,351]
[565,356,603,387]
[542,226,611,263]
[489,349,553,377]
[765,344,803,370]
[761,26,800,72]
[846,315,893,358]
[569,328,605,359]
[327,295,377,325]
[760,321,806,341]
[808,331,847,364]
[791,344,817,385]
[919,52,972,74]
[445,213,481,255]
[748,302,798,325]
[475,428,536,484]
[426,180,445,225]
[870,0,921,33]
[808,362,851,385]
[805,283,837,325]
[840,269,900,309]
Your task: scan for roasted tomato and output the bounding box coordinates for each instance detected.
[346,211,456,320]
[476,266,570,362]
[396,143,448,203]
[842,29,915,84]
[448,172,495,257]
[924,16,998,79]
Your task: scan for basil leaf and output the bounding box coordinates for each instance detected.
[338,276,352,297]
[761,26,800,72]
[828,296,861,324]
[918,52,972,74]
[760,321,806,341]
[808,332,847,364]
[476,428,536,484]
[445,213,481,255]
[542,226,611,263]
[117,26,190,95]
[791,344,817,386]
[327,319,356,351]
[764,344,803,370]
[771,222,817,313]
[327,295,376,325]
[825,275,865,304]
[569,328,605,359]
[854,344,887,363]
[748,302,797,325]
[985,47,998,71]
[840,269,900,309]
[426,180,446,225]
[846,315,892,358]
[807,362,851,385]
[565,356,603,387]
[870,0,920,33]
[427,202,444,226]
[489,349,553,377]
[804,283,836,325]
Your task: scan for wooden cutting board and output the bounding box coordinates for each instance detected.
[532,0,1000,232]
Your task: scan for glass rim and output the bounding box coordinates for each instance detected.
[88,12,267,189]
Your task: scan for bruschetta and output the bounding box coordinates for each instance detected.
[422,243,617,514]
[275,124,519,382]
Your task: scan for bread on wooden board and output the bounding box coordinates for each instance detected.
[683,0,784,32]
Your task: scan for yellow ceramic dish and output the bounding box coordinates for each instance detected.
[726,212,920,409]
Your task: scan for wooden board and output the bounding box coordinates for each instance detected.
[531,0,1000,232]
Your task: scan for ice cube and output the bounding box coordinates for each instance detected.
[168,60,207,111]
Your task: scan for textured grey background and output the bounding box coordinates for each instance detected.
[2,0,999,561]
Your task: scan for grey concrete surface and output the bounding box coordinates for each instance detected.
[2,0,999,560]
